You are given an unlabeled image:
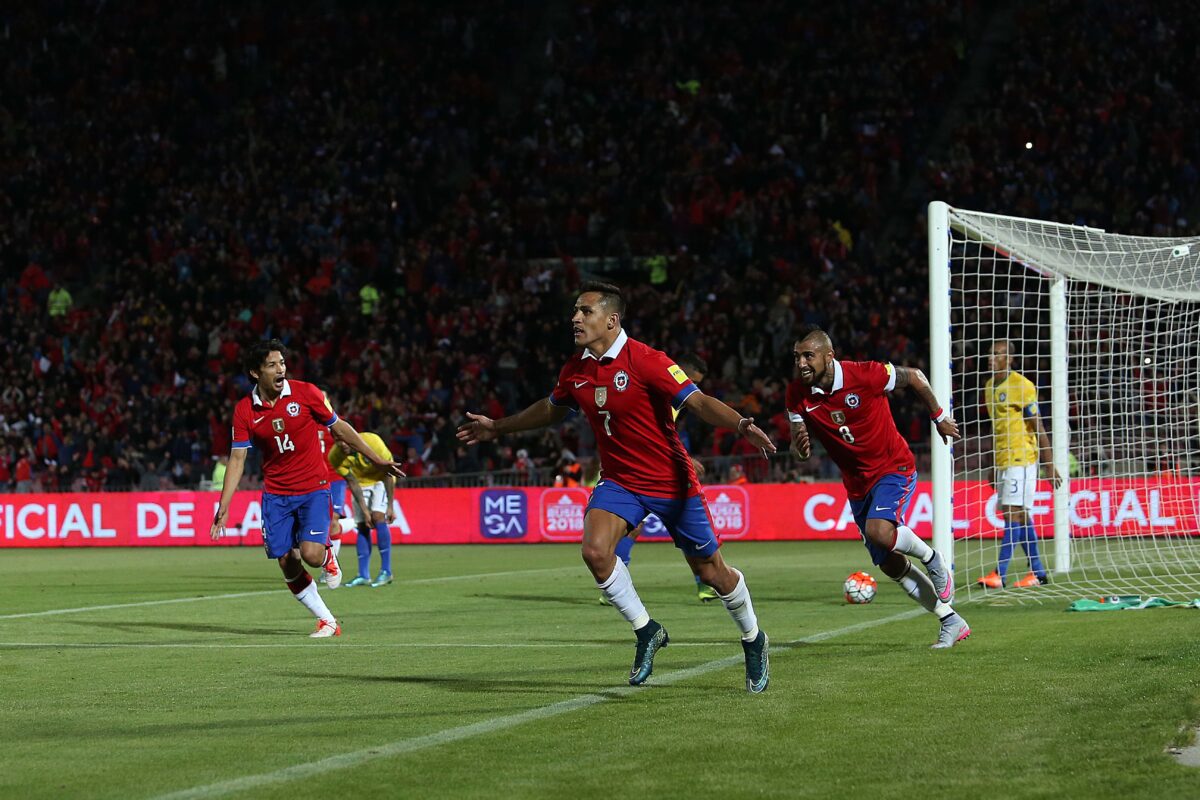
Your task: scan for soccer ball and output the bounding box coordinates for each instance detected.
[843,571,878,604]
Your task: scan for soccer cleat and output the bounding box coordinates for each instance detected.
[976,571,1004,589]
[697,583,720,603]
[598,593,612,606]
[310,619,341,638]
[931,613,970,649]
[322,548,342,590]
[742,630,770,693]
[1012,572,1048,588]
[370,571,394,588]
[629,620,669,685]
[924,551,954,604]
[345,576,371,587]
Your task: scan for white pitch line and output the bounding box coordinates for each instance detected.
[0,640,733,650]
[153,607,928,800]
[0,566,578,621]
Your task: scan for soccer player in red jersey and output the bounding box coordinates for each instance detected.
[787,329,970,648]
[458,282,776,692]
[209,339,404,637]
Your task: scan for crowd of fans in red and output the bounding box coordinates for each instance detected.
[0,1,1195,491]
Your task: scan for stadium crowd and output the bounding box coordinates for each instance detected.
[0,1,1196,492]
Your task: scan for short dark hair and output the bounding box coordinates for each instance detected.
[580,280,626,317]
[244,338,288,376]
[796,327,833,350]
[677,353,708,376]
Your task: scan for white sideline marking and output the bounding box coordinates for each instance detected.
[0,640,732,650]
[153,608,927,800]
[0,567,577,621]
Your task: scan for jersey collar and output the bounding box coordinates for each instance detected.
[251,379,293,407]
[811,360,844,395]
[581,329,628,363]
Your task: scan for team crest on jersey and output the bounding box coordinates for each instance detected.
[845,393,860,408]
[286,401,301,417]
[998,391,1007,402]
[614,370,629,391]
[595,387,608,408]
[272,418,285,433]
[831,411,846,425]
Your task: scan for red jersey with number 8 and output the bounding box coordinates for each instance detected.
[550,331,700,498]
[785,359,914,500]
[231,379,339,495]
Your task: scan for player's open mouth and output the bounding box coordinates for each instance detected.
[798,369,812,378]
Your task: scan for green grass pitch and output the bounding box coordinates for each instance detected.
[1,541,1197,799]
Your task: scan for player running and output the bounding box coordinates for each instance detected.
[786,329,970,649]
[209,339,404,637]
[458,282,774,692]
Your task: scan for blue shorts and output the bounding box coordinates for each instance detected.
[329,479,347,517]
[849,472,918,566]
[261,489,332,559]
[588,480,720,558]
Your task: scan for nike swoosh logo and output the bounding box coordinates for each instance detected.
[804,404,820,413]
[874,506,889,511]
[573,381,588,388]
[253,416,266,424]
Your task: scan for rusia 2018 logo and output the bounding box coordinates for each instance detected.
[702,486,750,537]
[540,488,589,541]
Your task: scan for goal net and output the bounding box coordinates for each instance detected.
[928,202,1200,603]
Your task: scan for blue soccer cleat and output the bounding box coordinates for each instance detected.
[370,571,394,587]
[742,630,769,693]
[629,620,669,685]
[344,576,371,588]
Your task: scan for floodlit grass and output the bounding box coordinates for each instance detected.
[1,542,1197,799]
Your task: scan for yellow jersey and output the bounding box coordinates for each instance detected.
[985,371,1039,467]
[329,432,393,483]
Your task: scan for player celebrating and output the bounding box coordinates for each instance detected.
[458,282,775,692]
[209,339,404,637]
[605,354,721,603]
[329,431,398,588]
[977,340,1063,589]
[787,329,970,649]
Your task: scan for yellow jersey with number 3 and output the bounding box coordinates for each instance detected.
[985,372,1038,467]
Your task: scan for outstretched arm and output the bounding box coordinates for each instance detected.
[330,419,406,478]
[456,398,570,445]
[893,366,960,443]
[790,419,811,460]
[682,391,777,454]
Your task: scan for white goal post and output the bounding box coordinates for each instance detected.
[929,201,1200,602]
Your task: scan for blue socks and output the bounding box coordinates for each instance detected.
[1019,522,1046,578]
[355,523,372,579]
[615,536,634,566]
[376,520,393,574]
[997,523,1018,583]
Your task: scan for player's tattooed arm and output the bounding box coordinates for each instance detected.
[893,366,960,443]
[790,420,811,460]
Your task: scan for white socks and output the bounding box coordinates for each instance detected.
[719,569,760,642]
[894,561,952,617]
[294,581,336,624]
[597,557,650,630]
[893,525,934,563]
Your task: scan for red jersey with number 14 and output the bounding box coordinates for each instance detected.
[550,331,700,498]
[231,379,339,495]
[785,359,914,500]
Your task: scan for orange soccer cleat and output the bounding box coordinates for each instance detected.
[1012,572,1048,588]
[976,571,1004,589]
[310,618,342,638]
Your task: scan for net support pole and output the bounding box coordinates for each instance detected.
[1049,276,1072,573]
[928,201,954,565]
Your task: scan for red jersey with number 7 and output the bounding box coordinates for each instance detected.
[550,330,701,498]
[785,359,914,500]
[231,379,339,495]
